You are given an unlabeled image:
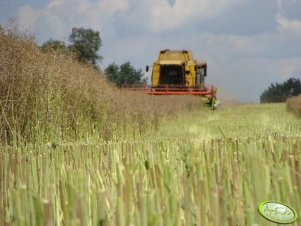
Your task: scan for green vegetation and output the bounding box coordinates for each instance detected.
[41,39,68,54]
[260,77,301,103]
[69,27,102,65]
[41,27,102,67]
[106,62,146,87]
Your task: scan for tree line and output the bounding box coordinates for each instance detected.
[41,27,146,86]
[260,77,301,103]
[42,27,301,101]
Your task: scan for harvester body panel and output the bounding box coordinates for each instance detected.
[151,49,207,92]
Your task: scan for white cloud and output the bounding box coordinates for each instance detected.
[48,0,65,9]
[276,13,301,32]
[16,0,131,41]
[276,0,301,32]
[16,0,248,38]
[17,5,41,31]
[128,0,247,32]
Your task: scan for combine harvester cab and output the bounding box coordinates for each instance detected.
[146,49,219,109]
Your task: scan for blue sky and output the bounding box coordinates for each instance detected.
[1,0,301,102]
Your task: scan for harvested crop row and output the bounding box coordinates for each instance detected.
[1,131,301,226]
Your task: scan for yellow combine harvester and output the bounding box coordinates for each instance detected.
[124,49,219,108]
[149,49,207,89]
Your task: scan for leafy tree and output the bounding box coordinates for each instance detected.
[69,27,102,65]
[260,77,301,103]
[41,39,67,53]
[105,62,146,87]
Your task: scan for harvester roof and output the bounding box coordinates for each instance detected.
[157,49,194,65]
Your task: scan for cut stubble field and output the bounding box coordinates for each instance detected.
[1,103,301,226]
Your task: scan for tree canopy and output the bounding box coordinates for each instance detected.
[105,62,146,87]
[69,27,102,65]
[260,77,301,103]
[40,39,67,53]
[40,27,147,80]
[41,27,102,67]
